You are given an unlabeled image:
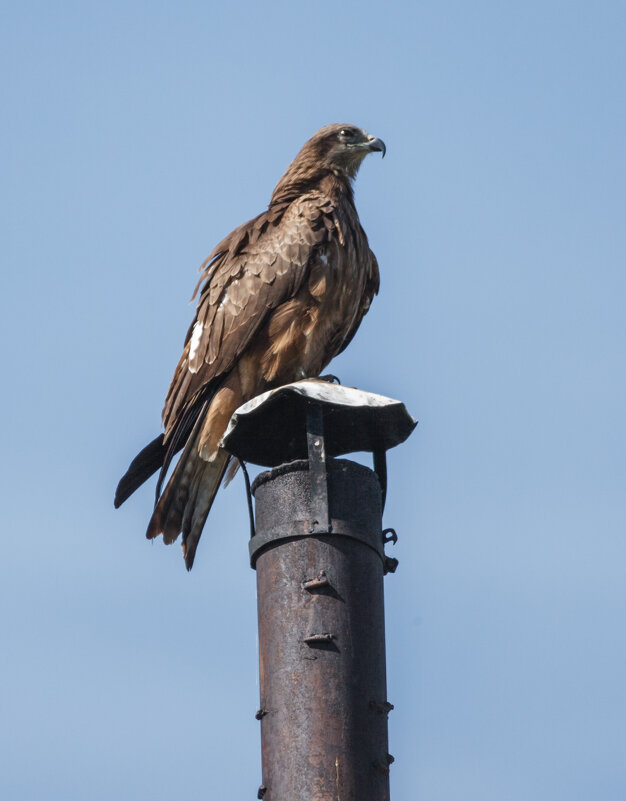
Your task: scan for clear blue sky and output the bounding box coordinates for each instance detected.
[2,1,625,798]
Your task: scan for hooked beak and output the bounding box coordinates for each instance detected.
[365,135,386,158]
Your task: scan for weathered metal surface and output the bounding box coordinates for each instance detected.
[253,459,392,801]
[249,460,386,567]
[222,379,417,467]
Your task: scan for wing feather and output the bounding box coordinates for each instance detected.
[162,193,335,436]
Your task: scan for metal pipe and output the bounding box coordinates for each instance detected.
[252,458,393,801]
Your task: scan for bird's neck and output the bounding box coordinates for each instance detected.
[270,166,354,208]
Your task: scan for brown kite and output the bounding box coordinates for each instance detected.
[115,123,385,568]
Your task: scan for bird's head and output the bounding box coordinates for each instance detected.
[304,123,386,179]
[271,124,386,204]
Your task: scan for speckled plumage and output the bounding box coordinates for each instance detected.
[115,124,384,569]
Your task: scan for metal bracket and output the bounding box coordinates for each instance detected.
[370,700,395,716]
[306,403,331,534]
[382,527,399,575]
[317,373,341,385]
[373,448,388,512]
[240,459,256,539]
[382,528,398,546]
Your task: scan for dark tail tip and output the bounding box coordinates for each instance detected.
[183,541,197,571]
[114,434,166,508]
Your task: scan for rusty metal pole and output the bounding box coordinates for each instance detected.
[251,458,394,801]
[222,381,415,801]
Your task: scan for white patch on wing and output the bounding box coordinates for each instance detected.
[188,321,203,372]
[320,251,329,265]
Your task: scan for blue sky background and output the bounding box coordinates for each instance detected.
[2,1,625,798]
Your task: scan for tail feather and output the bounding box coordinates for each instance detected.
[146,401,230,570]
[182,452,230,570]
[115,379,222,511]
[222,457,241,487]
[148,404,207,544]
[161,427,206,544]
[135,372,244,569]
[155,379,221,501]
[114,434,166,509]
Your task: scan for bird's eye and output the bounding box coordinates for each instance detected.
[339,128,355,139]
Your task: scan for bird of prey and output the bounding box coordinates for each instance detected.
[115,123,385,569]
